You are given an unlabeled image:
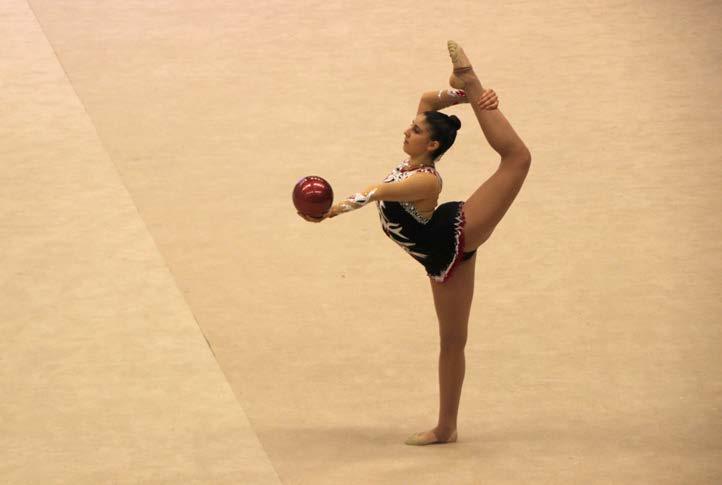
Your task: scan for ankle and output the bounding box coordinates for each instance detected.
[461,79,484,100]
[453,66,474,74]
[462,77,482,90]
[436,423,457,433]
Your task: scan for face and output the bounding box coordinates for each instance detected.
[403,114,439,160]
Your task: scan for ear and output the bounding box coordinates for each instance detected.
[427,140,440,153]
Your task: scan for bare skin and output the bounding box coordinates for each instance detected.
[298,41,530,446]
[298,84,499,224]
[406,41,531,446]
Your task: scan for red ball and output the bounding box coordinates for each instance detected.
[293,176,334,218]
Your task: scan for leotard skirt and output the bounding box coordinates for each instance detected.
[421,201,476,283]
[377,199,476,283]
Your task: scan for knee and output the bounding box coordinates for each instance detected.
[440,333,468,351]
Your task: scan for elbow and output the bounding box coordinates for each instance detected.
[514,145,532,166]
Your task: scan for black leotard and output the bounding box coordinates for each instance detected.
[376,159,476,283]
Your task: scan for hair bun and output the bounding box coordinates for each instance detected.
[449,115,461,130]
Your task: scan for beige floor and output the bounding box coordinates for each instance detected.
[2,0,721,483]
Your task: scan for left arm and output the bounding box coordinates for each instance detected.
[417,88,468,114]
[417,87,499,114]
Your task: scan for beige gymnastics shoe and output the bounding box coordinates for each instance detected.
[404,429,458,446]
[447,40,475,89]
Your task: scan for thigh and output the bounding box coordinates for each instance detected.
[430,253,476,341]
[462,158,530,252]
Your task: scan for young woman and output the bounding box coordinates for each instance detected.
[299,41,531,445]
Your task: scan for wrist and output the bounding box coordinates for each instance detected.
[439,88,468,104]
[328,204,341,218]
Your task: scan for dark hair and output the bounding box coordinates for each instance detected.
[423,111,461,161]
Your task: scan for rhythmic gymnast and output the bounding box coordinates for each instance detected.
[298,41,531,445]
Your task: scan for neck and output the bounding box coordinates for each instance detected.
[407,154,434,168]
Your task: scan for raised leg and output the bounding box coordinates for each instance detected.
[447,41,532,251]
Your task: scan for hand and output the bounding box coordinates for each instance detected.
[297,205,338,223]
[298,211,326,223]
[476,88,499,110]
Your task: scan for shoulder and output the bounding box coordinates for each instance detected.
[410,167,442,191]
[416,166,439,175]
[400,171,441,199]
[370,170,440,202]
[414,164,442,177]
[408,170,438,182]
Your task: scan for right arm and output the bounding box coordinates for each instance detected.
[330,172,439,217]
[298,172,440,223]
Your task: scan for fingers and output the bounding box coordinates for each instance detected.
[297,211,324,223]
[476,88,499,110]
[478,93,498,109]
[479,88,495,101]
[296,212,323,222]
[483,100,499,110]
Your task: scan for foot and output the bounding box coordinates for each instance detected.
[447,40,476,90]
[404,427,458,446]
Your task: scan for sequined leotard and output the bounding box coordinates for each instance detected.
[376,159,476,283]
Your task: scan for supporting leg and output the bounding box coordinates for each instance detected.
[405,253,476,446]
[433,253,475,433]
